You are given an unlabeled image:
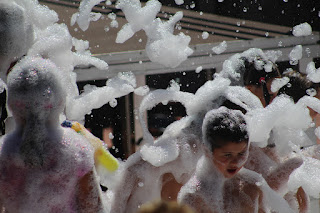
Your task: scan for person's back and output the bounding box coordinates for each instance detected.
[0,57,104,212]
[0,128,95,212]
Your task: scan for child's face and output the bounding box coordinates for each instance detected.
[212,141,249,178]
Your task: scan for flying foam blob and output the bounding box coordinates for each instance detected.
[62,120,119,172]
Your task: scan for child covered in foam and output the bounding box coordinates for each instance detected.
[0,57,105,212]
[178,107,294,213]
[109,115,203,213]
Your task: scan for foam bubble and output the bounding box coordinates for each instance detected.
[292,22,312,37]
[289,45,303,65]
[212,41,227,54]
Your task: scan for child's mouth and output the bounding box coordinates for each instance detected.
[227,168,237,175]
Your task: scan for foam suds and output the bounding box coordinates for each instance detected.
[1,1,320,213]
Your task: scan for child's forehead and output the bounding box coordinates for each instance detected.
[216,141,248,152]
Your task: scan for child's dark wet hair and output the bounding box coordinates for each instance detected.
[202,107,248,151]
[221,99,247,114]
[278,70,320,103]
[240,56,280,86]
[237,56,280,106]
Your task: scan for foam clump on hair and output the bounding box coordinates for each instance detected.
[0,0,116,125]
[7,56,66,114]
[202,107,247,151]
[292,22,312,37]
[271,76,290,93]
[218,48,279,86]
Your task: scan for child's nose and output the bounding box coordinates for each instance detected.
[230,156,246,166]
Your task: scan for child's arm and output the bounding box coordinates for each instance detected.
[266,157,303,191]
[109,158,142,213]
[296,187,309,213]
[76,169,105,213]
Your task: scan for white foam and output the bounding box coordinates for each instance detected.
[145,12,193,68]
[212,41,227,54]
[67,72,135,121]
[265,50,283,63]
[71,0,104,31]
[306,61,320,83]
[218,48,275,86]
[115,0,161,43]
[139,88,194,143]
[292,22,312,37]
[271,77,290,93]
[202,31,209,39]
[289,45,303,65]
[195,66,203,73]
[288,155,320,198]
[175,0,184,5]
[134,85,150,96]
[247,95,312,148]
[140,138,180,167]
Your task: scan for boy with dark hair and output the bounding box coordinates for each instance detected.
[178,107,293,213]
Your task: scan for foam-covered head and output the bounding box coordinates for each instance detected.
[202,107,248,151]
[7,57,65,124]
[241,57,280,87]
[202,107,249,178]
[220,48,280,87]
[0,2,34,80]
[278,70,320,103]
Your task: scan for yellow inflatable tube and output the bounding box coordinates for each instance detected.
[62,120,119,172]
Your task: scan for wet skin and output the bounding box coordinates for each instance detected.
[212,141,248,178]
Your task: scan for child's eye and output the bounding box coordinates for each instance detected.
[224,154,232,158]
[238,152,246,156]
